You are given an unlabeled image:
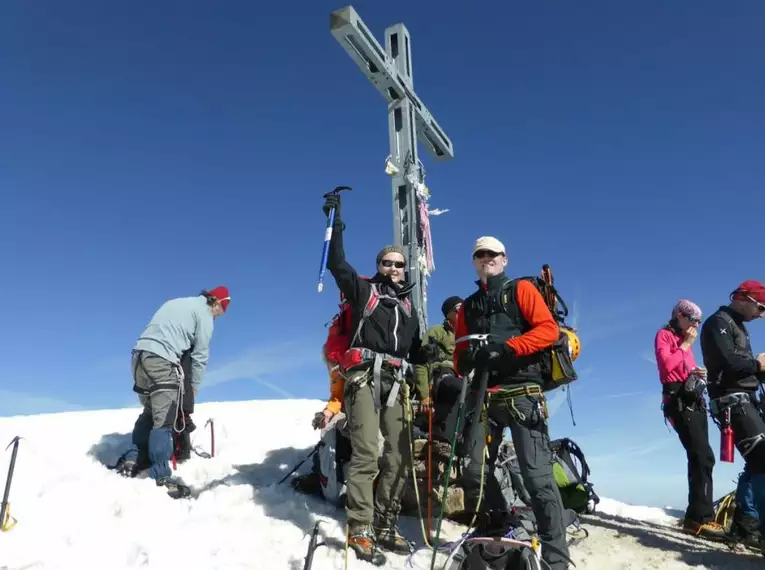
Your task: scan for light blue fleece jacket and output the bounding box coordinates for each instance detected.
[133,295,214,390]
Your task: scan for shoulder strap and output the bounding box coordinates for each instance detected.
[349,284,381,347]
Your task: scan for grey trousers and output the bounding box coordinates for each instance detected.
[126,350,182,480]
[464,389,571,570]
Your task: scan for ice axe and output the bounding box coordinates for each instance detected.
[317,185,352,293]
[1,436,22,532]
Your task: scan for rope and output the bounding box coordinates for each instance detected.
[401,378,487,568]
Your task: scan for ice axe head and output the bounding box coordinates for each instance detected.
[323,186,352,198]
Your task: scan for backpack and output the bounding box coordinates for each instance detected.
[550,438,599,514]
[498,266,580,393]
[453,508,581,570]
[323,277,413,371]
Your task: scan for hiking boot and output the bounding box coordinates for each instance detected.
[373,522,413,554]
[156,477,191,499]
[347,523,386,566]
[682,519,726,540]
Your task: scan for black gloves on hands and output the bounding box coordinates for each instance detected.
[322,194,341,219]
[475,342,512,369]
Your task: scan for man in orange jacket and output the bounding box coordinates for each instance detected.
[453,236,570,570]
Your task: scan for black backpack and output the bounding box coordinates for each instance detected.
[498,266,579,393]
[458,541,542,570]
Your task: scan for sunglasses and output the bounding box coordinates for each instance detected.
[381,259,406,269]
[683,314,701,324]
[747,295,765,313]
[473,250,502,259]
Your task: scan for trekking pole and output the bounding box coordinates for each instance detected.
[427,403,433,538]
[1,436,21,532]
[277,441,323,485]
[317,186,352,293]
[429,334,491,570]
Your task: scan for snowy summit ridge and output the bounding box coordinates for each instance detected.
[0,399,761,569]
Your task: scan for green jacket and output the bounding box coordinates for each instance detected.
[413,320,456,399]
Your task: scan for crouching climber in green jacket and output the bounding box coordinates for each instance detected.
[113,287,229,498]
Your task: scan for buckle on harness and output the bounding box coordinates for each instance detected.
[710,392,751,416]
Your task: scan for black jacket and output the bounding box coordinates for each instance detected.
[459,272,545,388]
[326,219,425,364]
[700,305,762,399]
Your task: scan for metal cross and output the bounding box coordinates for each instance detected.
[329,5,455,334]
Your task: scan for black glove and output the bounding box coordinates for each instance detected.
[474,342,513,371]
[457,349,475,377]
[420,342,440,363]
[322,193,342,219]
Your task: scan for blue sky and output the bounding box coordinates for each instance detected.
[2,1,764,509]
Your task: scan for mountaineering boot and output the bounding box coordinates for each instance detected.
[156,476,191,499]
[373,521,413,554]
[347,523,386,566]
[681,519,726,540]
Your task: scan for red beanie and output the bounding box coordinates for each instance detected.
[732,280,765,304]
[208,286,230,312]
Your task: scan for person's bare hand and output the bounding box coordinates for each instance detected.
[419,397,432,414]
[681,326,698,349]
[693,367,707,379]
[757,353,765,370]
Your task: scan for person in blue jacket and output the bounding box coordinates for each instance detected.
[114,286,230,498]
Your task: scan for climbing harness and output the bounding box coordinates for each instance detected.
[710,392,765,459]
[1,436,21,532]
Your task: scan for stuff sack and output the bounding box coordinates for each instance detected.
[550,437,599,514]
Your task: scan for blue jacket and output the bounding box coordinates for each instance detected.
[134,296,214,390]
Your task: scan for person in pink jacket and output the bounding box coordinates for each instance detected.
[654,299,725,540]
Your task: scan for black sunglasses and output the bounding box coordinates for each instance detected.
[381,259,406,269]
[683,314,701,324]
[473,250,502,259]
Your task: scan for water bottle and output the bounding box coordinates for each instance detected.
[721,426,735,463]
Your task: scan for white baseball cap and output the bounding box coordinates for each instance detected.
[472,236,506,256]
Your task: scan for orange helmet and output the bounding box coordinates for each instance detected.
[562,327,580,361]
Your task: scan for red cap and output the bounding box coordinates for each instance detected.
[733,280,765,304]
[208,286,230,312]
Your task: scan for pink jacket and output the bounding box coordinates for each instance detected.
[654,327,696,385]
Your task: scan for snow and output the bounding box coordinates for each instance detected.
[0,399,763,569]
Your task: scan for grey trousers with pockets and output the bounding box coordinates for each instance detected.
[464,389,570,570]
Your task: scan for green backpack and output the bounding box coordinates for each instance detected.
[550,438,599,514]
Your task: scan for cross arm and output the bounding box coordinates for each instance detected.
[330,5,454,161]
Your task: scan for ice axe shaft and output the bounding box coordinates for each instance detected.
[1,436,21,532]
[302,520,327,570]
[317,186,352,293]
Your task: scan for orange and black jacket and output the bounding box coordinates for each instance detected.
[453,272,559,390]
